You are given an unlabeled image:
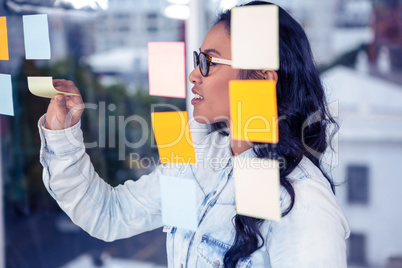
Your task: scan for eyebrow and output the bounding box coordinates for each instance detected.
[200,48,222,57]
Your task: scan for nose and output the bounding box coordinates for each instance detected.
[189,64,202,85]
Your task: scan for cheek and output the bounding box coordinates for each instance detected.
[209,80,231,116]
[218,71,240,105]
[212,71,239,108]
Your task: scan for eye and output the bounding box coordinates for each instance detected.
[208,57,217,66]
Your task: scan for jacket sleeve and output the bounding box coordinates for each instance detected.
[268,177,350,268]
[38,114,164,242]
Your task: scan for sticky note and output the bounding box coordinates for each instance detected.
[234,157,281,221]
[229,80,278,143]
[148,42,186,98]
[0,17,9,60]
[0,74,14,116]
[23,14,51,59]
[151,111,196,164]
[231,5,279,70]
[27,77,78,98]
[160,175,197,231]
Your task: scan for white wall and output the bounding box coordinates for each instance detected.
[335,140,402,267]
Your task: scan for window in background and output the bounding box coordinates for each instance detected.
[348,233,367,266]
[147,13,158,33]
[347,165,369,204]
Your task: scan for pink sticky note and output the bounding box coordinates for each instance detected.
[148,42,186,98]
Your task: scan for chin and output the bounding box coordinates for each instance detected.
[193,116,211,124]
[192,109,229,125]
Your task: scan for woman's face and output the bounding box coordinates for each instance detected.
[189,22,240,124]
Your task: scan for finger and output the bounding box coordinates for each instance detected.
[52,79,81,96]
[52,79,68,92]
[53,82,77,93]
[53,79,75,88]
[49,97,60,110]
[55,94,69,119]
[60,94,84,127]
[52,79,66,85]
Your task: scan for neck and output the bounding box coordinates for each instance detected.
[226,122,253,156]
[230,139,253,156]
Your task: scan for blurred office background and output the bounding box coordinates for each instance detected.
[0,0,401,267]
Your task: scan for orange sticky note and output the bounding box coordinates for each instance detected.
[229,80,278,143]
[151,111,196,164]
[0,17,9,60]
[234,157,281,221]
[148,42,186,98]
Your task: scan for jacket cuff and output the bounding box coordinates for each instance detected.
[38,114,84,156]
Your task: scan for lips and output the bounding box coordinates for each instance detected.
[191,88,204,105]
[194,93,204,100]
[192,88,203,97]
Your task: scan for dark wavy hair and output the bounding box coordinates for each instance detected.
[211,1,338,267]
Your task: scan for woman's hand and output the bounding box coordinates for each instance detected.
[45,79,84,130]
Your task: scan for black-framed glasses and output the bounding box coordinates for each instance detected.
[193,51,232,77]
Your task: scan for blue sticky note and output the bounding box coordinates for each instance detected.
[23,14,51,60]
[160,175,197,231]
[0,74,14,116]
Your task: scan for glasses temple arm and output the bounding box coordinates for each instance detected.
[210,57,232,66]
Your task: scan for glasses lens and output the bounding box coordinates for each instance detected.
[193,51,198,69]
[199,53,208,76]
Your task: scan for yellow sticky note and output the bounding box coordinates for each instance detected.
[0,17,9,60]
[229,80,278,143]
[231,5,279,70]
[151,111,196,164]
[234,157,281,221]
[27,77,79,98]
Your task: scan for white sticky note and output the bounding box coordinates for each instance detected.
[160,176,197,231]
[231,5,279,70]
[0,74,14,116]
[23,14,51,60]
[148,42,186,98]
[27,77,78,98]
[234,157,281,221]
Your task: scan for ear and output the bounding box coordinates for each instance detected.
[261,70,278,84]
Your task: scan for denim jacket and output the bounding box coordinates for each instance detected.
[38,115,350,268]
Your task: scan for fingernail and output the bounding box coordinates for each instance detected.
[57,96,64,101]
[55,86,61,90]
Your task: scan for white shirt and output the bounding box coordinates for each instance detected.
[38,115,350,267]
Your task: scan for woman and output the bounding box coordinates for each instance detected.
[39,1,350,267]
